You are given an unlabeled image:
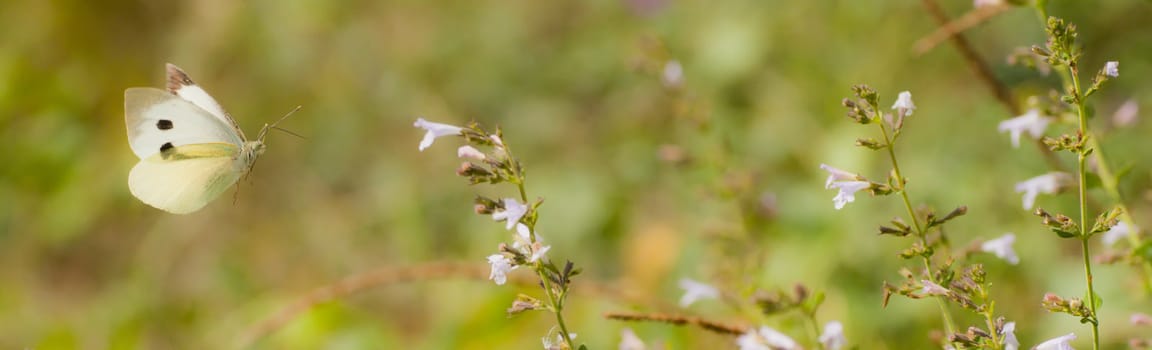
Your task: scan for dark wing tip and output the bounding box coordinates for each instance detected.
[165,63,196,94]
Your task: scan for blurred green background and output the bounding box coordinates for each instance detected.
[2,0,1152,348]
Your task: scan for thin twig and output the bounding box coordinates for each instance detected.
[237,262,490,348]
[604,311,749,336]
[917,0,1066,171]
[238,262,674,348]
[914,5,1011,56]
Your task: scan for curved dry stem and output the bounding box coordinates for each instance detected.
[913,4,1011,56]
[236,262,489,348]
[238,261,675,348]
[604,311,749,336]
[917,0,1067,173]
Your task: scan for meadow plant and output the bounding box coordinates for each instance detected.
[399,9,1151,350]
[831,86,1017,350]
[414,118,583,350]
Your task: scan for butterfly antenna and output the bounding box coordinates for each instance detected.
[271,126,306,139]
[258,105,302,142]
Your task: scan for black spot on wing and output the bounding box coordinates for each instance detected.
[160,142,174,159]
[157,119,173,130]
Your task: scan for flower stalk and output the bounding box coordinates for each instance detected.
[872,100,960,342]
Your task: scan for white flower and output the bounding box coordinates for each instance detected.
[457,145,487,160]
[1002,321,1019,350]
[662,60,684,87]
[619,328,646,350]
[998,109,1050,148]
[736,326,799,350]
[487,254,516,285]
[513,223,533,248]
[920,280,950,296]
[543,327,576,350]
[678,278,720,307]
[1033,333,1076,350]
[1112,99,1139,127]
[820,164,861,187]
[413,118,464,151]
[1104,61,1119,78]
[1102,220,1133,246]
[820,164,871,210]
[492,198,529,230]
[831,181,871,210]
[892,91,916,115]
[974,0,1003,7]
[529,244,552,263]
[491,134,505,148]
[981,233,1020,265]
[819,321,846,350]
[1014,172,1071,210]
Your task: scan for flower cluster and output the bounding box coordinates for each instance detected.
[415,118,581,349]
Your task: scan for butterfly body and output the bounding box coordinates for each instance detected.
[124,64,274,214]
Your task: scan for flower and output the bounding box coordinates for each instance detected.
[1131,313,1152,326]
[820,164,871,210]
[492,198,529,230]
[1102,220,1133,246]
[1112,99,1139,127]
[662,60,684,88]
[510,224,551,263]
[529,244,552,263]
[998,109,1050,148]
[457,145,487,160]
[413,118,464,151]
[678,278,720,307]
[1014,172,1071,210]
[981,233,1020,265]
[819,321,846,350]
[487,254,516,285]
[974,0,1003,7]
[1104,61,1119,78]
[1002,321,1019,350]
[1033,333,1076,350]
[543,327,576,350]
[920,280,950,296]
[736,326,799,350]
[830,181,871,210]
[619,328,646,350]
[891,91,916,116]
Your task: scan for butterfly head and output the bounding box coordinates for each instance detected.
[240,141,266,168]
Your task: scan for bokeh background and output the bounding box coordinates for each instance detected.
[2,0,1152,348]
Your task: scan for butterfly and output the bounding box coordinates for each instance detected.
[124,63,296,214]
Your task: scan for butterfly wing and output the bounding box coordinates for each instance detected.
[124,87,243,159]
[165,63,248,141]
[128,143,246,214]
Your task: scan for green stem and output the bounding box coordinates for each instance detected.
[1070,64,1101,350]
[802,310,824,350]
[504,144,573,349]
[536,267,574,348]
[978,285,1002,349]
[1085,133,1152,293]
[876,117,959,341]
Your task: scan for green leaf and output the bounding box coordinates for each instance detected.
[1051,228,1078,238]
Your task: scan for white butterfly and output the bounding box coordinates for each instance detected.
[124,63,294,214]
